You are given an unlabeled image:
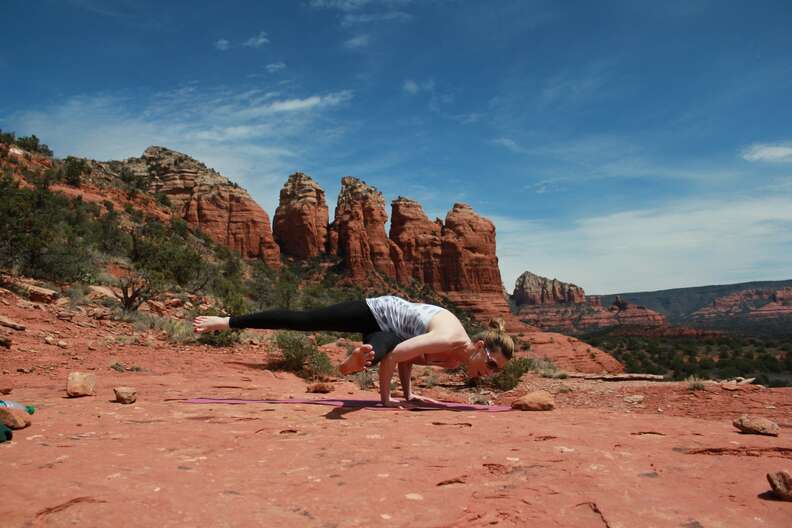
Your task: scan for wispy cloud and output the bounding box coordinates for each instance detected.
[494,194,792,294]
[214,39,230,51]
[244,31,270,48]
[341,11,412,26]
[742,142,792,163]
[344,34,371,48]
[6,85,355,215]
[309,0,411,11]
[266,62,286,73]
[491,137,526,153]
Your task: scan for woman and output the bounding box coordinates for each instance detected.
[193,296,514,407]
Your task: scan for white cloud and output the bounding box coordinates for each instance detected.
[402,79,434,95]
[266,62,286,73]
[402,79,419,94]
[341,11,411,26]
[493,195,792,294]
[214,39,230,51]
[244,31,270,48]
[742,142,792,163]
[491,137,526,153]
[309,0,411,11]
[344,34,370,48]
[7,85,355,216]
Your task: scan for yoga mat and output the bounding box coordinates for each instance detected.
[182,397,512,412]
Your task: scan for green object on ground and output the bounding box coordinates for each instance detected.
[0,424,11,443]
[26,405,35,415]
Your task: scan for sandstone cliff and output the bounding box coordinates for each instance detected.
[272,172,328,258]
[327,176,402,281]
[513,271,585,305]
[123,146,281,268]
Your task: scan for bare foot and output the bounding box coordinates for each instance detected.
[193,316,230,333]
[339,344,375,375]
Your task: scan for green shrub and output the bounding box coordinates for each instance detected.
[686,375,706,391]
[273,331,335,379]
[485,357,536,391]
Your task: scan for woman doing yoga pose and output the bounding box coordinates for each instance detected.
[193,296,514,407]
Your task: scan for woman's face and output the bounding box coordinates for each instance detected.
[468,343,508,377]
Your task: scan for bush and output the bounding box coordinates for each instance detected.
[15,134,53,156]
[686,375,706,391]
[485,357,536,391]
[63,157,89,187]
[273,331,335,379]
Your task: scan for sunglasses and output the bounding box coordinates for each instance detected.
[483,347,501,372]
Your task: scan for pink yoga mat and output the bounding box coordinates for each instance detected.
[183,397,512,412]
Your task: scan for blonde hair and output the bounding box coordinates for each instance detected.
[473,318,514,359]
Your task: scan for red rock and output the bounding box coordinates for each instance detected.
[328,177,396,280]
[732,415,780,436]
[513,271,585,306]
[114,386,137,404]
[439,203,501,293]
[512,390,555,411]
[767,471,792,501]
[523,332,624,374]
[273,172,329,258]
[124,146,281,269]
[67,372,96,397]
[0,315,26,331]
[306,382,334,394]
[390,197,443,289]
[0,407,30,429]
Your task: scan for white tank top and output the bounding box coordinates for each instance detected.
[365,296,445,340]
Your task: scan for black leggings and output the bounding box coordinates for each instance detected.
[229,300,402,365]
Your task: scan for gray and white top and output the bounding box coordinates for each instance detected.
[365,296,445,340]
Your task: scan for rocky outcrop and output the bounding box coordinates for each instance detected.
[516,295,667,334]
[523,332,624,374]
[389,197,443,290]
[123,146,281,268]
[690,288,792,321]
[327,177,400,281]
[439,203,502,293]
[513,271,585,306]
[272,173,329,258]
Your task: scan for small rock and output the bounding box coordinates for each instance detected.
[57,340,68,349]
[0,385,11,395]
[306,382,334,394]
[114,386,137,404]
[623,395,645,404]
[767,471,792,501]
[0,336,10,348]
[67,372,96,397]
[0,315,25,331]
[0,407,31,429]
[721,383,739,392]
[732,415,780,437]
[405,493,424,501]
[512,390,555,411]
[44,336,56,345]
[17,367,33,374]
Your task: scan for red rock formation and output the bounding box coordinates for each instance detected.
[389,197,443,290]
[513,271,586,305]
[517,296,667,334]
[524,332,624,374]
[690,287,792,321]
[440,203,502,293]
[327,177,398,280]
[272,173,328,258]
[124,146,281,269]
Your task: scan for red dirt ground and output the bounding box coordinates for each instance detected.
[1,291,791,527]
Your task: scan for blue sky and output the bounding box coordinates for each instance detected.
[3,0,792,294]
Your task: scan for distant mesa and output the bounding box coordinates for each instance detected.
[511,271,668,334]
